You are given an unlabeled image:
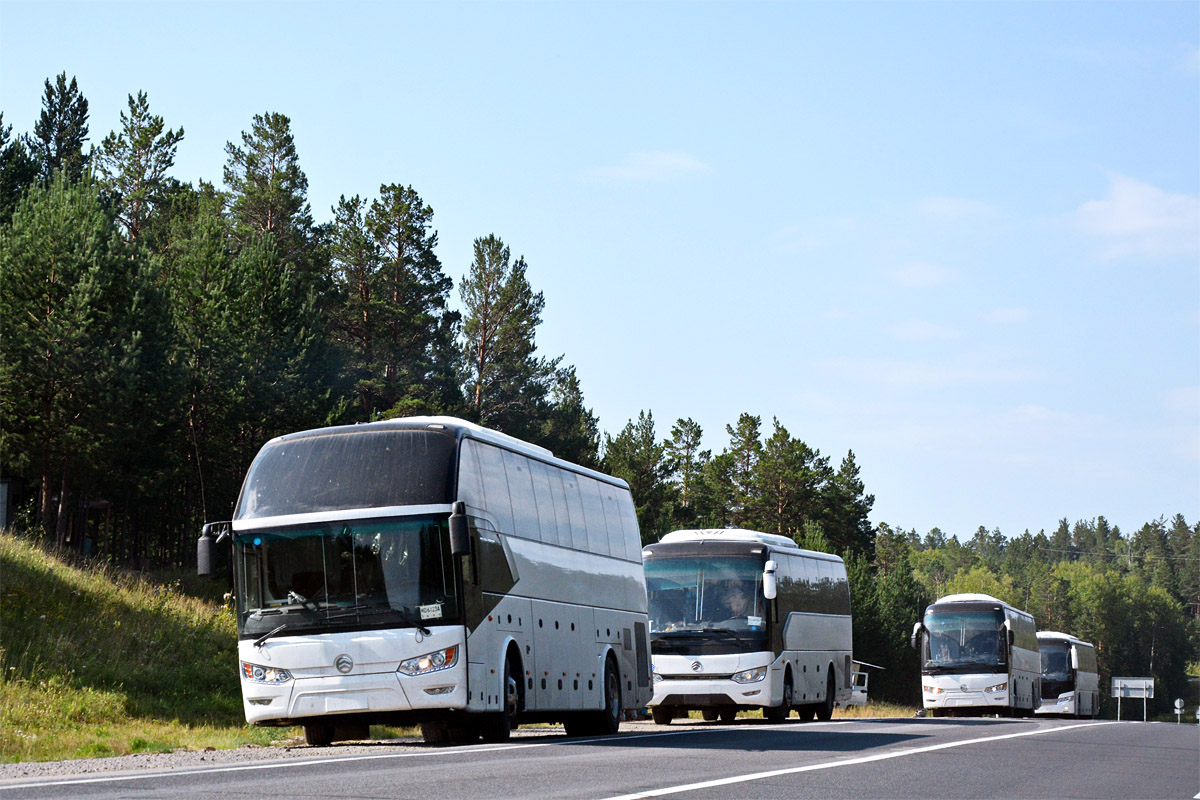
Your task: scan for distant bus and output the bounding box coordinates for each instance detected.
[911,593,1039,716]
[642,529,853,724]
[1035,631,1100,718]
[198,417,651,746]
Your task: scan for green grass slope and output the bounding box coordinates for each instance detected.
[0,532,289,761]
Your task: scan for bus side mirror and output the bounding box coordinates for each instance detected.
[762,560,778,600]
[197,521,230,578]
[1070,648,1079,670]
[449,502,470,557]
[1007,629,1015,647]
[910,622,925,650]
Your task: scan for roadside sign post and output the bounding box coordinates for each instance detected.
[1112,678,1154,722]
[1174,698,1183,724]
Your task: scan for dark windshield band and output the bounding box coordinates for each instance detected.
[234,515,459,639]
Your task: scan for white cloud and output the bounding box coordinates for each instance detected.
[583,151,708,184]
[889,320,959,341]
[888,261,956,288]
[1074,174,1200,260]
[985,307,1031,326]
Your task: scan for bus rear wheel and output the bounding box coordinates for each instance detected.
[565,657,621,736]
[815,667,835,721]
[481,653,522,742]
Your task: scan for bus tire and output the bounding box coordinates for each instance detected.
[815,667,835,721]
[421,722,450,744]
[652,706,674,725]
[303,720,334,747]
[764,674,793,723]
[565,657,621,736]
[481,652,522,742]
[701,709,719,722]
[719,709,737,723]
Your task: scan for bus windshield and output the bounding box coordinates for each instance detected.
[234,515,460,639]
[922,609,1005,672]
[645,555,766,636]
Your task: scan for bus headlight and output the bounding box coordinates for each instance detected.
[984,682,1007,693]
[923,685,944,694]
[241,662,292,684]
[731,666,767,684]
[398,645,458,676]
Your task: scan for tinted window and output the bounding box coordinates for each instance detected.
[561,471,588,550]
[528,459,562,546]
[236,430,457,519]
[600,484,630,560]
[503,450,539,541]
[578,478,610,556]
[477,443,514,534]
[457,439,485,509]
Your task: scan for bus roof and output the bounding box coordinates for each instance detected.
[655,529,841,562]
[260,416,628,489]
[927,593,1034,620]
[1037,631,1094,648]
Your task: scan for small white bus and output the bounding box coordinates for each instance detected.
[642,529,853,724]
[911,593,1040,716]
[198,417,652,745]
[1035,631,1100,718]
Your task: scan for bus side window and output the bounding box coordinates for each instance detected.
[578,477,610,557]
[478,444,514,535]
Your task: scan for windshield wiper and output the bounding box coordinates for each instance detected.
[254,624,289,648]
[325,604,432,635]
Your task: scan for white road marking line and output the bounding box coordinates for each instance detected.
[603,721,1117,800]
[0,720,849,790]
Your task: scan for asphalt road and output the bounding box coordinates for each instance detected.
[1,717,1196,799]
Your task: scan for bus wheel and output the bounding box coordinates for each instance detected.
[815,668,835,721]
[652,706,674,725]
[796,704,816,722]
[701,709,719,722]
[481,654,521,742]
[421,722,450,744]
[719,709,737,723]
[598,657,622,734]
[764,675,793,723]
[304,720,334,747]
[565,657,621,736]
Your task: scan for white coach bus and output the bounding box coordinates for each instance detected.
[198,417,652,746]
[642,529,853,724]
[1035,631,1100,718]
[911,593,1040,716]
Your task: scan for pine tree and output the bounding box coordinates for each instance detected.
[538,366,600,467]
[223,112,314,263]
[459,234,556,438]
[821,449,875,556]
[664,417,707,526]
[603,411,673,542]
[724,413,762,527]
[94,91,184,243]
[0,175,160,543]
[31,73,89,183]
[0,114,40,224]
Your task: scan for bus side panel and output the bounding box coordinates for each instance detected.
[503,535,647,613]
[781,612,853,705]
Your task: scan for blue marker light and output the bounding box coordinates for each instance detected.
[253,537,262,546]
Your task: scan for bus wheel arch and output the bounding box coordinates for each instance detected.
[481,641,524,742]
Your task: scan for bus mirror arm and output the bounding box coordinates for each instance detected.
[448,502,470,558]
[762,560,778,600]
[910,621,925,650]
[197,521,231,578]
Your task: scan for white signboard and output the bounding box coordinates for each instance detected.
[1111,677,1154,698]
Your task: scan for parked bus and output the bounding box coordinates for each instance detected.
[642,529,853,724]
[1035,631,1100,718]
[198,417,652,746]
[910,593,1040,716]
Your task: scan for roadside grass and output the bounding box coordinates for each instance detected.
[0,532,300,762]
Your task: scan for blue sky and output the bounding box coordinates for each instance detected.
[3,1,1197,541]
